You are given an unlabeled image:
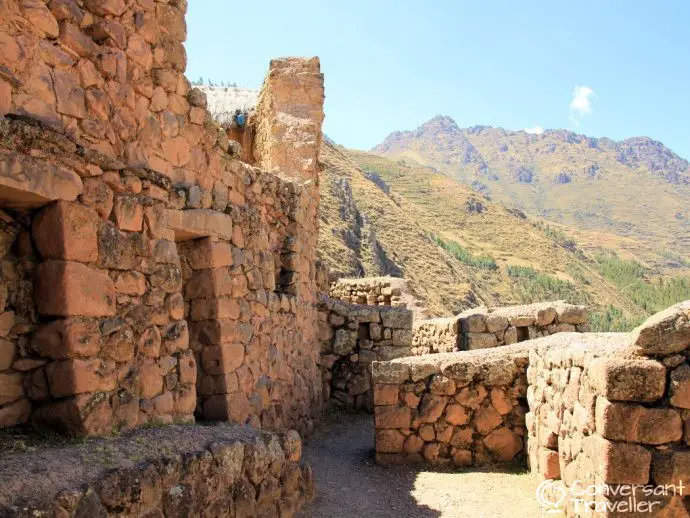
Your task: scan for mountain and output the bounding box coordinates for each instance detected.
[317,141,671,326]
[372,116,690,258]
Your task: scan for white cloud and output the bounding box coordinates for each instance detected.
[569,85,594,126]
[524,126,544,135]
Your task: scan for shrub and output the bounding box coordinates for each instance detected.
[590,306,645,332]
[506,265,589,305]
[431,235,497,270]
[595,252,690,314]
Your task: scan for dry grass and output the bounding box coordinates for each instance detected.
[318,143,652,320]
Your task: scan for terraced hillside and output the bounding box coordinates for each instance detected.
[318,142,658,324]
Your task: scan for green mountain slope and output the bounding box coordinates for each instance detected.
[317,142,678,326]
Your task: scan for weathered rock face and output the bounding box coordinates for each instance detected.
[318,298,413,410]
[0,423,315,518]
[0,0,325,437]
[412,301,590,356]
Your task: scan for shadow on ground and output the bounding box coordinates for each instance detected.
[297,411,440,518]
[297,411,540,518]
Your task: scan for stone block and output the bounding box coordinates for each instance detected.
[33,201,99,262]
[0,153,82,209]
[467,333,498,350]
[652,451,690,491]
[418,394,447,423]
[475,406,503,435]
[392,329,412,346]
[374,405,411,429]
[380,309,412,329]
[445,404,469,426]
[31,317,101,359]
[589,357,666,402]
[114,271,147,295]
[555,304,588,324]
[201,343,245,375]
[538,449,560,478]
[670,363,690,409]
[46,359,115,397]
[139,359,163,399]
[373,384,399,406]
[112,195,144,231]
[0,372,24,405]
[184,238,233,270]
[485,313,509,333]
[0,338,15,370]
[630,300,690,356]
[376,429,405,453]
[535,306,557,327]
[592,437,651,484]
[166,209,233,241]
[483,427,522,462]
[203,392,250,423]
[0,398,31,428]
[595,398,683,445]
[190,297,240,321]
[35,261,116,317]
[460,312,487,333]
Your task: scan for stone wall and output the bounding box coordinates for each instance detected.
[526,301,690,516]
[372,346,530,467]
[0,0,325,436]
[329,276,408,307]
[0,423,315,517]
[318,298,413,410]
[373,301,690,515]
[412,301,589,355]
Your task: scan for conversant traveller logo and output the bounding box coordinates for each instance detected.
[536,479,686,515]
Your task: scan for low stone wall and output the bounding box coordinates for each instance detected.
[318,298,413,410]
[412,301,589,355]
[372,345,531,467]
[411,317,459,355]
[0,423,315,518]
[329,276,408,307]
[526,301,690,516]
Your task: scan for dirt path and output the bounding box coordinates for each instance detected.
[297,412,543,518]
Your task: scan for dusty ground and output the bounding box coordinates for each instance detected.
[298,412,543,518]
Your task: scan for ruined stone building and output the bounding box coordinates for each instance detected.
[0,1,688,517]
[0,0,328,439]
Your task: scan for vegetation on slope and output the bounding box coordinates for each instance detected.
[319,142,653,322]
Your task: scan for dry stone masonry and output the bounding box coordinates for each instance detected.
[318,297,413,410]
[1,1,689,517]
[372,345,530,468]
[0,423,315,517]
[526,301,690,516]
[373,301,690,516]
[0,0,324,440]
[412,301,589,355]
[329,276,409,307]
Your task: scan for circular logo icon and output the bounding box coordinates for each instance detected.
[536,479,567,513]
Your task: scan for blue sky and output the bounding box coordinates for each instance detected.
[186,1,689,159]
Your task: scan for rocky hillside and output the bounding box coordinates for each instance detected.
[318,142,658,322]
[373,116,690,257]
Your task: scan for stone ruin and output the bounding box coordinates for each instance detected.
[0,1,688,517]
[372,302,690,516]
[0,0,323,514]
[0,0,326,438]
